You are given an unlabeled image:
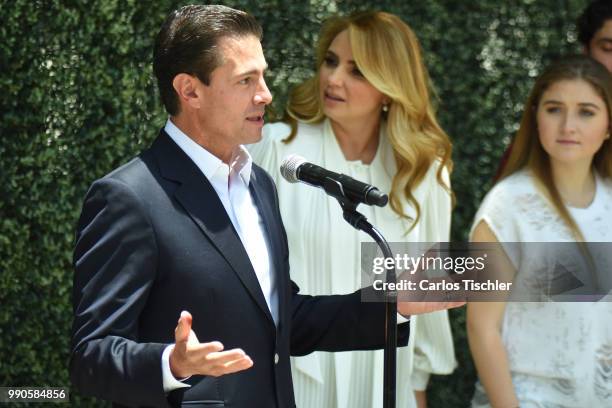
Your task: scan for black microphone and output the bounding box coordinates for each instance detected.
[280,154,388,207]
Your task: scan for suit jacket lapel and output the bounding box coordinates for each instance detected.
[151,131,275,327]
[249,168,287,329]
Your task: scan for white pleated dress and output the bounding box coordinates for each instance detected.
[249,119,457,408]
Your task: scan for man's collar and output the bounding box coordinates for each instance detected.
[164,118,252,185]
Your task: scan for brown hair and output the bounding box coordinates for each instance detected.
[153,5,262,115]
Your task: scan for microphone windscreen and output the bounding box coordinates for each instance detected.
[280,154,307,183]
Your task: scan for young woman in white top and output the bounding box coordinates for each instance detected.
[468,55,612,408]
[250,11,456,408]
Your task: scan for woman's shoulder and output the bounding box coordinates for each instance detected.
[485,170,536,202]
[248,122,291,165]
[471,170,544,237]
[263,120,325,142]
[249,120,327,175]
[424,158,450,186]
[473,171,531,219]
[407,158,451,204]
[593,172,612,213]
[262,121,292,142]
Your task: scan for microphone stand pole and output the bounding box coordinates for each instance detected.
[336,198,397,408]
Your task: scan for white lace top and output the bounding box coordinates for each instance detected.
[470,170,612,407]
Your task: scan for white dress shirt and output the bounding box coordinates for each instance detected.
[161,119,278,392]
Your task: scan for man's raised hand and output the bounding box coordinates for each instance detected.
[169,311,253,379]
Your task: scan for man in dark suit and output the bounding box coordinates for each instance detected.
[70,5,461,407]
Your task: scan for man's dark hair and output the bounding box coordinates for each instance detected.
[577,0,612,48]
[153,4,262,115]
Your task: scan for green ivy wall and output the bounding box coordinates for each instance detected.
[0,0,588,406]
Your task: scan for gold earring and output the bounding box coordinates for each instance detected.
[382,104,389,112]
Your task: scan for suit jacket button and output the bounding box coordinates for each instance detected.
[274,353,279,364]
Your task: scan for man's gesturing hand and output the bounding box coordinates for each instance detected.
[169,311,253,379]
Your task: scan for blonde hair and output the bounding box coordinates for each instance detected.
[500,55,612,242]
[283,11,453,229]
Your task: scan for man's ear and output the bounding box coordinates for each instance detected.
[172,73,202,109]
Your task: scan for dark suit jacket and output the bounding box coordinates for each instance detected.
[70,130,409,408]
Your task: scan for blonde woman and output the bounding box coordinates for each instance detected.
[468,55,612,408]
[249,11,456,408]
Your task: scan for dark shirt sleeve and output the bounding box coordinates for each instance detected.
[254,164,410,360]
[70,177,169,407]
[290,283,410,356]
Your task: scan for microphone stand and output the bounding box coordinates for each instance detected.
[321,178,398,408]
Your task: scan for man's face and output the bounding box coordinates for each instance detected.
[195,35,272,158]
[588,20,612,72]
